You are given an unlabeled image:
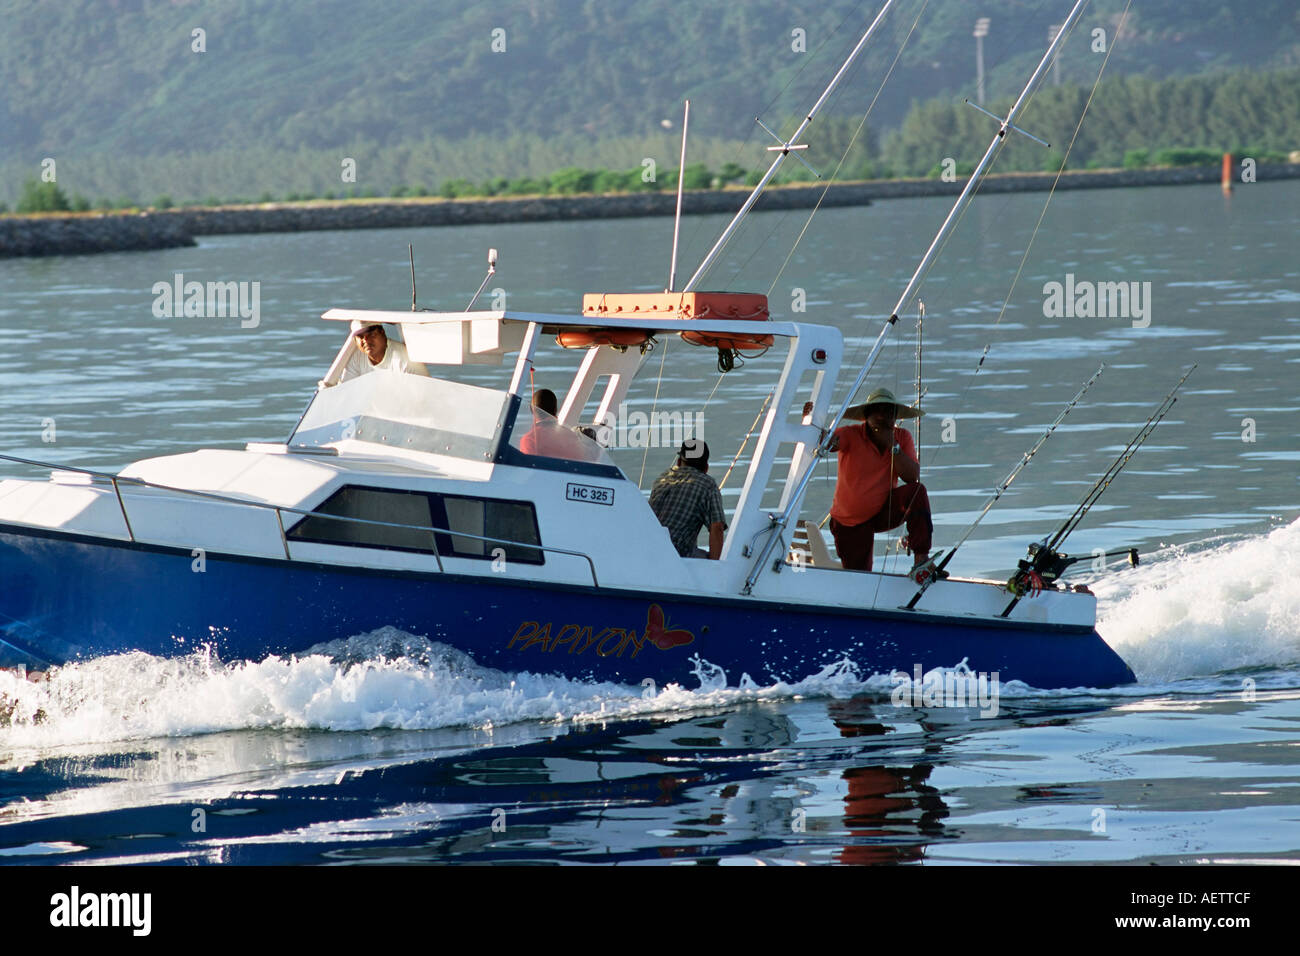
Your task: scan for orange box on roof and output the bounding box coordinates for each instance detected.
[581,291,769,321]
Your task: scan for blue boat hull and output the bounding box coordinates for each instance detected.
[0,525,1136,688]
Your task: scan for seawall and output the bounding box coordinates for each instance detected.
[3,163,1297,258]
[0,211,197,258]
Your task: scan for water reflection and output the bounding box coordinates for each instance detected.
[5,684,1300,864]
[1,696,1128,866]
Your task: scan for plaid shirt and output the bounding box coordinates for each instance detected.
[649,464,727,557]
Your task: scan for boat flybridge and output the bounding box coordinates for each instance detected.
[0,292,1134,687]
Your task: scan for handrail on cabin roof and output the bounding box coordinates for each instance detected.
[320,307,818,339]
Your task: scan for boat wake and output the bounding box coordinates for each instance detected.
[0,625,1097,749]
[0,627,873,749]
[6,517,1299,753]
[1095,516,1300,683]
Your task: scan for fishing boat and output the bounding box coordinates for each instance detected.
[0,1,1141,689]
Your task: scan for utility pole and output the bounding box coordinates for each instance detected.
[974,17,990,105]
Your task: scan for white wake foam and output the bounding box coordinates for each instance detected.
[1095,517,1300,682]
[0,628,878,749]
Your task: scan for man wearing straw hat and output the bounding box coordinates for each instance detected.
[825,387,935,579]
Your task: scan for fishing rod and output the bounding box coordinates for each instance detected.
[720,391,774,489]
[741,1,1089,595]
[915,302,924,451]
[1048,364,1195,552]
[903,363,1105,609]
[999,364,1196,617]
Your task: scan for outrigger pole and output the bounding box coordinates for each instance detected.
[742,0,1089,594]
[680,0,897,293]
[668,99,691,292]
[828,0,1087,431]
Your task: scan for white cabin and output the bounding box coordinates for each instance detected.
[0,303,1095,628]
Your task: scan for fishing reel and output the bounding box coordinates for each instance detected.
[1006,541,1139,599]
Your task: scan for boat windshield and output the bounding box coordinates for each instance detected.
[291,369,508,460]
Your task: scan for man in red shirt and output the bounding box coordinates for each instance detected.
[824,387,933,577]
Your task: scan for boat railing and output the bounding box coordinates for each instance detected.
[0,453,600,587]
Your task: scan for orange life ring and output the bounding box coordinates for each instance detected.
[555,330,652,350]
[680,331,774,352]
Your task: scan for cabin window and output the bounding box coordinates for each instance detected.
[287,487,436,551]
[434,495,543,564]
[287,486,543,564]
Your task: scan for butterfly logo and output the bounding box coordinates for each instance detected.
[645,604,694,651]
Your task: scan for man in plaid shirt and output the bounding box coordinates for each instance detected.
[649,439,728,559]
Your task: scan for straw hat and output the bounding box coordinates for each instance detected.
[843,386,924,421]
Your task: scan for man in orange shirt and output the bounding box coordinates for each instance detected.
[824,387,934,577]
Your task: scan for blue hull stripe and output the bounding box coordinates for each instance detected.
[0,524,1136,688]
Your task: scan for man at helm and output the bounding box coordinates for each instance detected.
[824,386,935,580]
[338,320,428,382]
[519,388,604,462]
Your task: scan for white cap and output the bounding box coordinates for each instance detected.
[350,319,382,334]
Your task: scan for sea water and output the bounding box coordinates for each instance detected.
[0,181,1296,865]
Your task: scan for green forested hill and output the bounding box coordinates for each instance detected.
[3,0,1298,205]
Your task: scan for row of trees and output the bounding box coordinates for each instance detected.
[9,143,1287,215]
[5,68,1296,212]
[883,69,1300,176]
[6,161,757,213]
